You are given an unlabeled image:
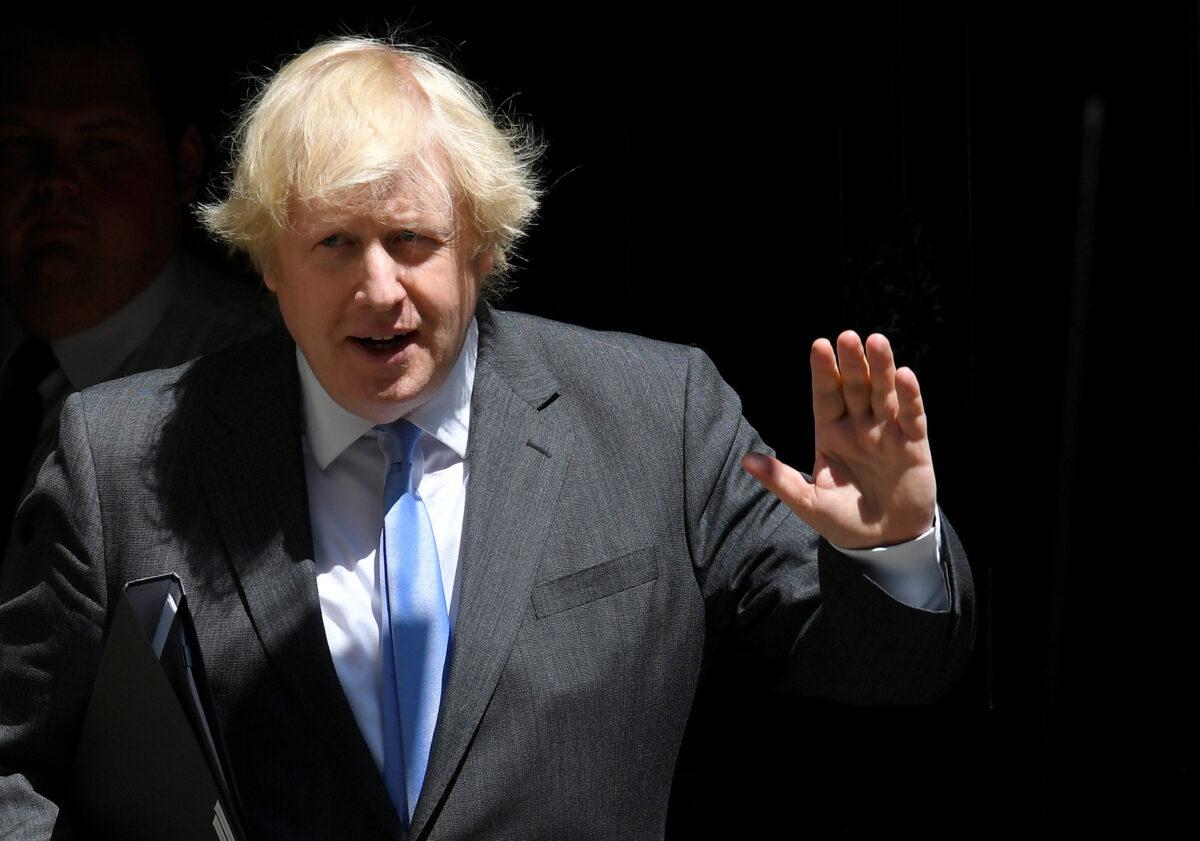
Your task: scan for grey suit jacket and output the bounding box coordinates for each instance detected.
[0,303,974,840]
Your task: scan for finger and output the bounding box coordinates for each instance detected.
[895,366,928,439]
[810,338,845,423]
[836,330,871,416]
[741,451,819,521]
[864,333,899,421]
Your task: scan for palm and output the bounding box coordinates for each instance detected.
[743,331,936,549]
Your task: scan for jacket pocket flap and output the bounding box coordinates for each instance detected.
[533,547,657,619]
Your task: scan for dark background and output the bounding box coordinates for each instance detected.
[25,2,1200,834]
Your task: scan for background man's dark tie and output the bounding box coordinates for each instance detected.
[1,339,57,555]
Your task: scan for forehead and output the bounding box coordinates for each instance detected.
[0,44,159,126]
[291,174,459,234]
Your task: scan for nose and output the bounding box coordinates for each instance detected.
[33,145,83,200]
[355,242,408,311]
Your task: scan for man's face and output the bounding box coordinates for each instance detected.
[267,181,488,423]
[0,44,195,338]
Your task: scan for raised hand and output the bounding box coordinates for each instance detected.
[742,331,936,549]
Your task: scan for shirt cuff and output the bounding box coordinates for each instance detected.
[830,508,949,612]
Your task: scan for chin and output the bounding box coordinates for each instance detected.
[352,389,426,425]
[329,362,438,423]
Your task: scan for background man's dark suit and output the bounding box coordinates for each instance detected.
[0,303,973,840]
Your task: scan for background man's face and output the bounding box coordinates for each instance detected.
[267,182,487,423]
[0,44,193,338]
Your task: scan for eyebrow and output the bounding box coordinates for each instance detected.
[392,216,454,237]
[76,117,139,133]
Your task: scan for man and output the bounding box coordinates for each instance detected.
[0,37,973,839]
[0,27,271,553]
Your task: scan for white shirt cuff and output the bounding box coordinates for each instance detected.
[831,508,949,611]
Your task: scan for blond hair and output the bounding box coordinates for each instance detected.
[199,36,541,285]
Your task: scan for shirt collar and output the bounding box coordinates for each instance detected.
[298,317,477,470]
[50,256,179,390]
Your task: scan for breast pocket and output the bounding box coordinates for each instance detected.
[532,547,658,619]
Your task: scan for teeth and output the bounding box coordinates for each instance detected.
[357,333,411,349]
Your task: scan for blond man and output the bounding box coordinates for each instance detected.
[0,37,972,840]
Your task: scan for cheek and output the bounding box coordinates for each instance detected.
[0,174,31,225]
[450,265,480,318]
[279,289,312,330]
[270,284,305,338]
[275,280,343,346]
[0,166,30,196]
[93,164,177,220]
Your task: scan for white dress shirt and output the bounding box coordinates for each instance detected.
[302,320,476,772]
[299,317,947,773]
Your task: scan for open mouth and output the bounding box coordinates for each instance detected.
[27,221,91,243]
[353,332,416,354]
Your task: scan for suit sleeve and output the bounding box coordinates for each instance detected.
[680,346,974,705]
[0,392,107,840]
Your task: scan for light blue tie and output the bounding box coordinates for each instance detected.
[377,420,449,827]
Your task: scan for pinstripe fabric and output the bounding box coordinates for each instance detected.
[0,302,974,841]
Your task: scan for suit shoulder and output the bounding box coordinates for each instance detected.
[481,308,735,441]
[70,331,291,439]
[487,308,700,380]
[165,253,274,332]
[120,253,277,377]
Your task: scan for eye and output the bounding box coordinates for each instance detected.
[82,137,123,153]
[0,135,41,166]
[318,233,349,248]
[388,229,441,263]
[392,229,446,250]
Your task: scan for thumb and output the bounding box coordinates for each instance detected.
[741,452,818,523]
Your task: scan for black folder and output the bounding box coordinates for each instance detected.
[69,573,247,841]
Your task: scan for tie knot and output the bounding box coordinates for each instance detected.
[380,419,423,467]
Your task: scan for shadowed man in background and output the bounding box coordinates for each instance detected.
[0,25,270,554]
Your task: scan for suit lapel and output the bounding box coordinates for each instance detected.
[410,305,572,838]
[193,333,402,839]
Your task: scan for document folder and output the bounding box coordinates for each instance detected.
[69,573,247,841]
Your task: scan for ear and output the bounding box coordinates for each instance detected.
[262,272,278,293]
[175,124,204,203]
[475,249,495,278]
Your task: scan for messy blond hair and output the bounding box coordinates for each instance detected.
[199,36,541,286]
